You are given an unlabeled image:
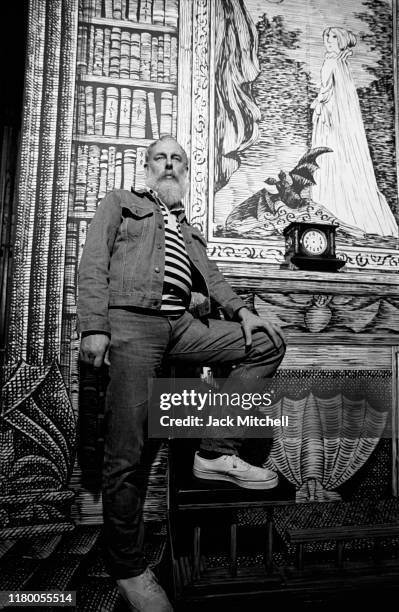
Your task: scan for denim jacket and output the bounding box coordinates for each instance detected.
[77,189,246,334]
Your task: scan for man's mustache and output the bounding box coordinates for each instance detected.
[160,173,178,180]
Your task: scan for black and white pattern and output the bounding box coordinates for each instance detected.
[158,200,192,316]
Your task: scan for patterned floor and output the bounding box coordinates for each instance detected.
[0,523,169,612]
[1,522,399,611]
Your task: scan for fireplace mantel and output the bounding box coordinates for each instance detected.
[219,264,399,361]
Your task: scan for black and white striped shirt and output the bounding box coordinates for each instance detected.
[158,199,192,316]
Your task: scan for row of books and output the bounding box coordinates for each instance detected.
[76,85,177,140]
[77,25,178,83]
[71,142,182,212]
[80,0,178,27]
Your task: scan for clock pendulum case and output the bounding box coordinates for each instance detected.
[283,222,346,272]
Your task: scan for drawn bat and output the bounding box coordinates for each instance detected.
[265,147,333,209]
[290,146,333,193]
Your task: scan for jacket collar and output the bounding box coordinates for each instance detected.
[132,188,187,222]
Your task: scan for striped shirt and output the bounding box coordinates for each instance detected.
[158,199,192,316]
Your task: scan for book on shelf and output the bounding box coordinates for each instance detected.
[77,25,88,76]
[150,37,158,81]
[163,33,171,83]
[113,0,123,20]
[172,93,177,137]
[135,146,147,190]
[82,0,96,19]
[104,0,113,18]
[119,87,132,137]
[170,36,177,83]
[165,0,178,28]
[75,144,89,210]
[130,89,146,138]
[147,91,159,139]
[157,35,164,83]
[120,30,131,78]
[103,27,111,77]
[160,91,172,136]
[86,144,101,212]
[153,0,165,25]
[127,0,138,21]
[130,32,141,79]
[115,150,123,189]
[65,222,78,314]
[123,148,137,190]
[76,85,86,135]
[140,32,152,81]
[78,220,88,266]
[107,146,117,191]
[104,86,119,136]
[93,27,104,75]
[109,27,121,77]
[99,148,109,199]
[87,25,95,74]
[95,87,105,135]
[85,86,95,135]
[95,0,102,17]
[139,0,152,23]
[69,145,77,205]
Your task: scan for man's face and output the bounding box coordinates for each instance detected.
[145,138,188,207]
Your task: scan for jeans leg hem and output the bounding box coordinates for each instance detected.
[114,565,149,580]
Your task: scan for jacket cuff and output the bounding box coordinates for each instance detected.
[81,330,111,339]
[77,316,110,336]
[222,296,247,320]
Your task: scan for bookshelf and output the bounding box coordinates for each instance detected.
[70,0,179,223]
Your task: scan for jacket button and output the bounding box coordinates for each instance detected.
[158,224,162,229]
[157,244,162,249]
[154,267,160,273]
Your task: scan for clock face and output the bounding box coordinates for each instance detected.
[300,229,328,255]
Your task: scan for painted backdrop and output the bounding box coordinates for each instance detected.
[212,0,399,257]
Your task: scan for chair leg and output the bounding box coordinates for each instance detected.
[193,526,201,580]
[230,523,237,577]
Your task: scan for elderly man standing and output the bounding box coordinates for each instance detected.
[78,136,285,611]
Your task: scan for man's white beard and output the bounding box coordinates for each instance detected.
[147,176,187,207]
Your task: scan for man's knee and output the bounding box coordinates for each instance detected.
[251,331,286,364]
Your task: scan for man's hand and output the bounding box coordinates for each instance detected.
[237,307,285,349]
[80,333,110,368]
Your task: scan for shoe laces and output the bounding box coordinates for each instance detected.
[224,455,247,470]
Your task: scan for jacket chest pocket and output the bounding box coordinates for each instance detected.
[122,206,154,240]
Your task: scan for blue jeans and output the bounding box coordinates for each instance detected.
[102,309,285,578]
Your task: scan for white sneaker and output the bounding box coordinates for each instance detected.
[117,568,173,611]
[193,452,278,490]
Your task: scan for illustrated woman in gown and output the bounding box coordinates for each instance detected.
[311,27,398,237]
